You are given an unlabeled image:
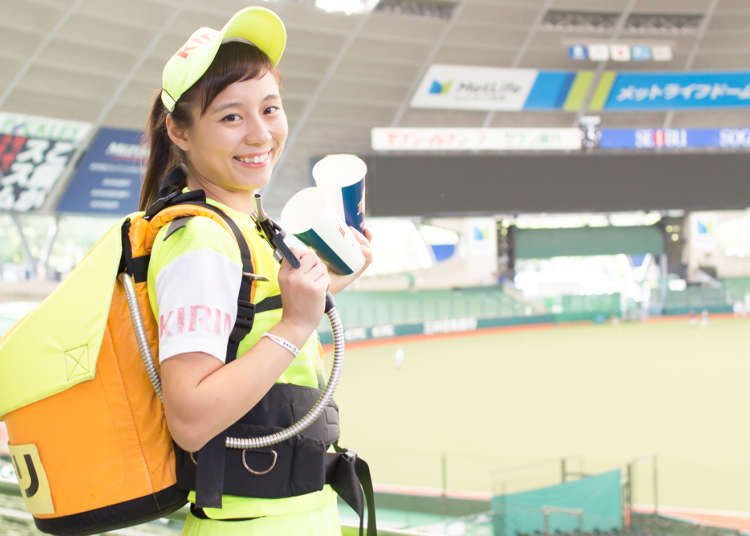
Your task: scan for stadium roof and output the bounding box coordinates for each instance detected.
[3,0,750,212]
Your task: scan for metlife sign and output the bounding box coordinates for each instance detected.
[599,128,750,150]
[411,65,538,110]
[57,127,146,215]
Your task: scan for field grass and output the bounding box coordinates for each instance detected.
[329,316,750,513]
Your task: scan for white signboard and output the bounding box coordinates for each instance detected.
[372,127,582,151]
[411,65,538,110]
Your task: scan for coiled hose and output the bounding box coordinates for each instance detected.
[119,273,344,449]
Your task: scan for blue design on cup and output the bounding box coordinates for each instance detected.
[295,229,354,275]
[340,179,365,234]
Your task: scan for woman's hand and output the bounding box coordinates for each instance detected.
[329,227,373,295]
[276,246,330,346]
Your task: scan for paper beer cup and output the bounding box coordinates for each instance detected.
[280,187,366,275]
[312,154,367,234]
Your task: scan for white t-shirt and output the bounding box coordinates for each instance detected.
[148,216,242,364]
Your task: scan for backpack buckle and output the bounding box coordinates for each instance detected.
[144,190,180,220]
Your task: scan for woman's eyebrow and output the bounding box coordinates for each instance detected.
[210,101,242,113]
[210,94,280,113]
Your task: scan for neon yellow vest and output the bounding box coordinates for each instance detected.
[147,197,336,519]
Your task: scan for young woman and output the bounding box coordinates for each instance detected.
[139,7,372,535]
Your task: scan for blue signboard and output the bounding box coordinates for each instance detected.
[600,127,750,149]
[523,71,577,109]
[604,72,750,110]
[57,127,146,214]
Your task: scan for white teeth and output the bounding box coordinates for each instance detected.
[237,153,269,164]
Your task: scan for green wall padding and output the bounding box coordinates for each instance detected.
[515,226,664,259]
[491,469,622,536]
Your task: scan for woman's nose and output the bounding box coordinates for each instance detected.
[243,114,271,145]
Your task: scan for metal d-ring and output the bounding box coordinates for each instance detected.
[242,449,278,475]
[243,272,269,282]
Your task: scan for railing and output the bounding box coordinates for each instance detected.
[321,287,535,330]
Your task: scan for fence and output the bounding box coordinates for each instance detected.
[319,277,750,340]
[662,285,734,315]
[321,287,623,332]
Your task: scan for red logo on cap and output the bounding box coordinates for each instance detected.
[177,31,216,59]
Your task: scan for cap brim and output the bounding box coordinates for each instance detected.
[161,7,286,111]
[221,6,286,66]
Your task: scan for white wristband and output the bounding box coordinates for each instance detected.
[262,332,299,357]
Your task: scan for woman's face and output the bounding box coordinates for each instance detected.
[179,71,288,196]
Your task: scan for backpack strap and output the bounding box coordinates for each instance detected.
[131,179,260,364]
[191,202,256,365]
[136,193,262,509]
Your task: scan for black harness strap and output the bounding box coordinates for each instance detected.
[256,294,282,313]
[327,447,377,536]
[167,201,256,509]
[119,219,133,276]
[144,185,258,509]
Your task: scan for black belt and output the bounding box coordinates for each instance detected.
[189,448,376,536]
[189,503,261,522]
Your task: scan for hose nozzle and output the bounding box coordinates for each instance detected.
[253,193,300,268]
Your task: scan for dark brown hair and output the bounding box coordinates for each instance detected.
[139,42,280,210]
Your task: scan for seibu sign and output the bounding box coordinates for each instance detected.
[371,127,582,151]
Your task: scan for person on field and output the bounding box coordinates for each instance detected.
[138,6,373,535]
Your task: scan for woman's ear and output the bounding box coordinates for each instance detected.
[165,114,190,152]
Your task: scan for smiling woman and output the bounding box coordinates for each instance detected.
[167,73,287,209]
[134,6,373,536]
[138,41,285,213]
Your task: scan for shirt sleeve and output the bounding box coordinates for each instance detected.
[150,218,243,364]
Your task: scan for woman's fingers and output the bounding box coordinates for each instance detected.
[281,246,329,287]
[285,246,320,273]
[349,227,373,269]
[349,227,372,244]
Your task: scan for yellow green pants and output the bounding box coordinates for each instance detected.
[181,498,342,536]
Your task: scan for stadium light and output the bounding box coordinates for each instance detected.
[315,0,380,14]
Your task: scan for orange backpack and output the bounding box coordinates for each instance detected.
[0,195,252,535]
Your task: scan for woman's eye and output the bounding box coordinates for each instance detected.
[264,105,280,115]
[222,113,241,122]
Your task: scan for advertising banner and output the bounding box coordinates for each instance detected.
[411,64,538,110]
[56,127,146,215]
[372,127,582,151]
[0,112,91,212]
[591,71,750,110]
[599,127,750,149]
[410,65,588,111]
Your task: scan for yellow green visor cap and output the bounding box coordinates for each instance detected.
[161,6,286,112]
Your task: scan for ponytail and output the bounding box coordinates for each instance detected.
[139,94,186,211]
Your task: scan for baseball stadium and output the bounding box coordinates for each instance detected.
[1,1,750,535]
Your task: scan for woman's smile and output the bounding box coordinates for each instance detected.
[234,151,271,168]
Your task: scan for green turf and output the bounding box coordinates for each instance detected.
[330,316,750,513]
